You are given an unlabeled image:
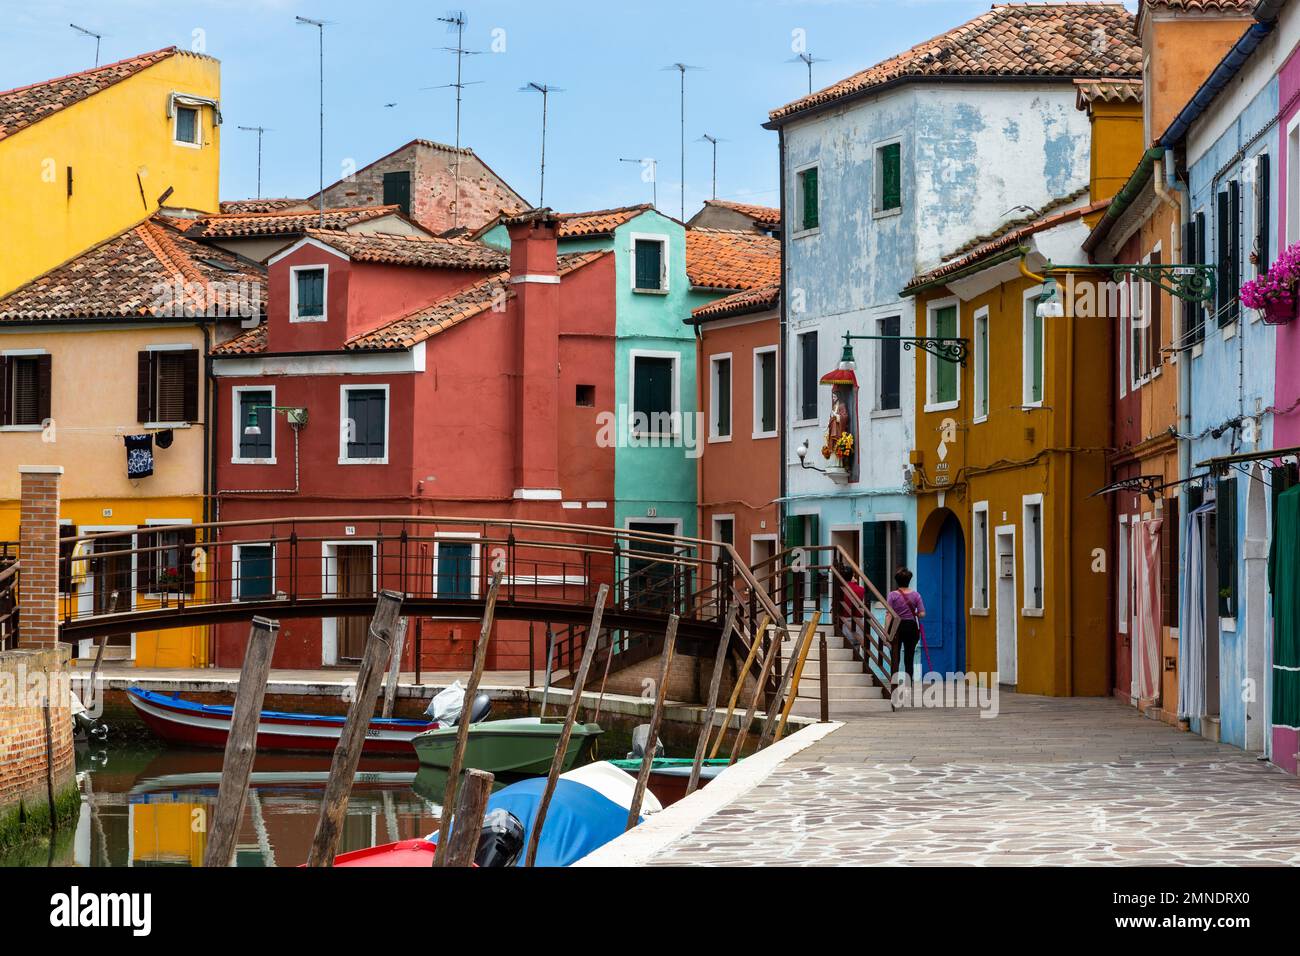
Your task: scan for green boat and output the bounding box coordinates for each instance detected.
[411,717,603,775]
[608,757,731,806]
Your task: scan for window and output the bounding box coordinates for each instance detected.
[796,166,819,232]
[797,330,819,421]
[235,387,274,462]
[709,354,731,440]
[1,353,50,427]
[235,544,274,602]
[1147,249,1163,372]
[875,142,901,213]
[1216,181,1240,326]
[1216,476,1238,618]
[1161,496,1180,628]
[1023,496,1043,612]
[972,502,989,611]
[754,347,777,437]
[292,266,327,321]
[341,385,388,463]
[140,524,196,596]
[974,308,989,421]
[1023,293,1044,405]
[434,537,479,599]
[632,236,666,292]
[1117,515,1130,633]
[1186,211,1208,344]
[1288,116,1300,246]
[383,170,411,217]
[927,303,959,408]
[712,516,735,564]
[1254,153,1270,276]
[862,519,906,597]
[174,106,199,145]
[575,384,595,407]
[137,348,198,424]
[878,316,900,411]
[631,353,677,435]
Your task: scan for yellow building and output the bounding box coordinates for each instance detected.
[898,84,1144,696]
[0,46,221,296]
[0,216,264,667]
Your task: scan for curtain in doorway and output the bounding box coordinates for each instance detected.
[1179,504,1214,721]
[1133,517,1163,702]
[1269,485,1300,734]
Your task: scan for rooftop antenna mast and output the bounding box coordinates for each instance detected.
[237,126,272,198]
[521,83,564,207]
[662,63,702,221]
[435,10,483,228]
[619,157,657,208]
[295,15,330,227]
[697,134,727,200]
[787,53,828,95]
[70,23,103,68]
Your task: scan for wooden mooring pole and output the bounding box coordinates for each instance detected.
[432,571,502,865]
[727,614,790,765]
[687,605,737,797]
[306,591,403,867]
[819,632,830,723]
[708,613,767,760]
[381,617,410,719]
[440,768,495,867]
[524,583,608,867]
[203,616,280,867]
[626,614,679,829]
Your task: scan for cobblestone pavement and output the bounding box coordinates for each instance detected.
[649,693,1300,866]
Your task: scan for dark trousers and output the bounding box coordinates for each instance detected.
[891,620,920,683]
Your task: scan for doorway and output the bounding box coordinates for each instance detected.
[995,526,1017,685]
[627,519,681,613]
[76,527,136,661]
[917,508,966,677]
[1202,514,1221,721]
[323,541,376,664]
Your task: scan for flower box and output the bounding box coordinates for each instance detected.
[1262,297,1296,326]
[1241,241,1300,325]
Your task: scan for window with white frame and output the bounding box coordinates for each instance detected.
[974,307,989,421]
[340,385,388,463]
[709,354,732,440]
[141,520,195,597]
[874,141,901,214]
[877,316,901,411]
[1117,515,1130,632]
[1023,496,1044,612]
[1129,273,1151,390]
[1023,291,1045,406]
[972,502,990,611]
[174,105,200,145]
[291,265,327,322]
[753,346,777,438]
[234,386,275,463]
[795,165,819,233]
[926,301,959,409]
[631,235,668,292]
[711,515,735,564]
[234,543,275,602]
[631,351,678,436]
[434,534,480,599]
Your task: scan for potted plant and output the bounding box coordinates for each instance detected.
[1241,241,1300,324]
[156,566,185,595]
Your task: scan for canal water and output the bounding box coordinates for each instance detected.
[4,725,662,867]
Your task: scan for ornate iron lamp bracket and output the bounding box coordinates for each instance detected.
[1043,261,1217,304]
[841,332,969,367]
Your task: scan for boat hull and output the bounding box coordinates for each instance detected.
[127,687,437,756]
[412,717,602,774]
[608,757,729,806]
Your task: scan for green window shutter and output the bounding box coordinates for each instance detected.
[801,168,818,230]
[1216,477,1238,617]
[1031,312,1044,403]
[759,351,777,433]
[297,269,324,317]
[633,357,674,420]
[862,521,887,594]
[383,170,412,217]
[881,143,901,211]
[715,358,731,436]
[783,515,804,552]
[1254,154,1270,275]
[634,240,662,290]
[934,306,957,403]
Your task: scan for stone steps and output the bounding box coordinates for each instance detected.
[789,696,893,717]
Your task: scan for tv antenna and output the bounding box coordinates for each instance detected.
[697,134,727,200]
[787,53,828,95]
[521,83,564,207]
[431,11,484,228]
[70,23,103,68]
[662,63,702,221]
[295,15,331,227]
[619,157,658,208]
[237,126,272,198]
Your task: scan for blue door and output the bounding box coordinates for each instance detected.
[916,512,965,677]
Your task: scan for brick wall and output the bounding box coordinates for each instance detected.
[0,646,76,842]
[317,142,526,235]
[18,465,62,649]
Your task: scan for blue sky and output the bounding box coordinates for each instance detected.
[3,0,1139,218]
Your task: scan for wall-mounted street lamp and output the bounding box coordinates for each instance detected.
[838,329,968,368]
[244,405,309,436]
[795,439,828,473]
[1029,255,1217,305]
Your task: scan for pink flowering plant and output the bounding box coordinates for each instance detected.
[1240,240,1300,314]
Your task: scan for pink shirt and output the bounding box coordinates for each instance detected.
[887,589,925,621]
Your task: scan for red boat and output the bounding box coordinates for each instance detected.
[126,686,438,755]
[327,839,445,867]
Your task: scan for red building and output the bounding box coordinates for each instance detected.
[210,210,615,670]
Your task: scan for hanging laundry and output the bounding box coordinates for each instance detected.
[155,428,175,450]
[125,434,154,479]
[69,539,89,586]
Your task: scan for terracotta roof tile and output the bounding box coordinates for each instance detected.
[701,199,781,225]
[1142,0,1254,13]
[213,250,611,355]
[1,47,182,141]
[691,283,780,322]
[301,229,507,270]
[1074,77,1143,108]
[218,198,308,214]
[555,204,654,237]
[187,205,402,239]
[686,229,782,291]
[769,4,1141,123]
[0,216,265,321]
[904,197,1110,291]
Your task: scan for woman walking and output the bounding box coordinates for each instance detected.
[887,568,925,688]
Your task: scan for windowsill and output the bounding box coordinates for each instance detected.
[1022,607,1045,618]
[752,430,778,440]
[291,315,327,323]
[871,408,902,420]
[632,287,669,296]
[631,434,680,441]
[1219,616,1237,633]
[173,139,202,149]
[793,418,819,428]
[1020,400,1044,410]
[924,400,959,414]
[232,458,277,466]
[142,422,193,430]
[338,457,388,465]
[792,227,820,240]
[1222,322,1238,341]
[971,607,989,617]
[872,206,902,221]
[707,434,732,444]
[0,424,43,432]
[1191,342,1204,359]
[1248,307,1262,324]
[973,414,988,425]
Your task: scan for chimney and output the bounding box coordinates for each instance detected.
[505,210,561,498]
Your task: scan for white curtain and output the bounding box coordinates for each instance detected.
[1178,505,1212,721]
[1133,517,1163,702]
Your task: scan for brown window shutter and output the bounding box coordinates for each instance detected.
[36,353,51,423]
[1164,497,1179,627]
[0,355,10,427]
[181,349,199,423]
[137,351,155,422]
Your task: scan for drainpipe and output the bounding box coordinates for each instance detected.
[777,127,789,548]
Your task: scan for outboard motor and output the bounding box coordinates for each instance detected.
[71,691,108,743]
[456,692,492,726]
[627,723,665,760]
[474,808,525,867]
